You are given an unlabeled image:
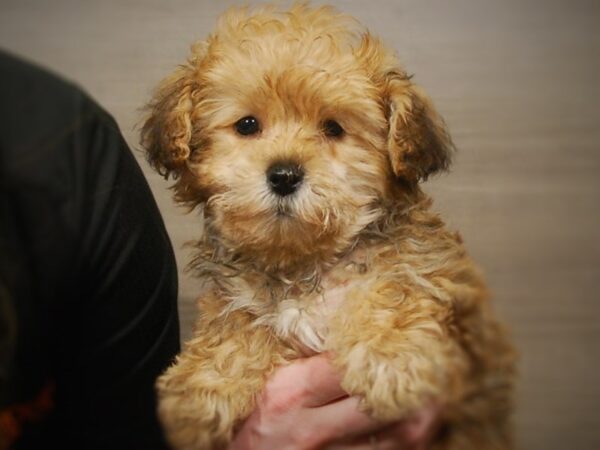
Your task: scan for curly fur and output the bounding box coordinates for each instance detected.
[141,4,516,450]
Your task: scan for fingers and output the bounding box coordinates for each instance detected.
[394,403,440,446]
[301,353,348,407]
[325,402,442,450]
[244,354,441,450]
[255,356,393,449]
[265,354,348,408]
[305,396,383,443]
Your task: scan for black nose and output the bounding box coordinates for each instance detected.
[266,162,304,197]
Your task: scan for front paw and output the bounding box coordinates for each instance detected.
[337,345,448,422]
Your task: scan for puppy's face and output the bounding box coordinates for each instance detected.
[142,5,453,270]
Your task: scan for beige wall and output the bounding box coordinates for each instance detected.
[2,1,599,449]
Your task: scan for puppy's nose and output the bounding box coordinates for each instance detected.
[266,162,304,197]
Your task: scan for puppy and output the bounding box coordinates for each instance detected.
[141,4,516,449]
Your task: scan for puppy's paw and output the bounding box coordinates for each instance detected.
[337,344,447,422]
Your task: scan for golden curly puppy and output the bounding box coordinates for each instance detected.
[141,4,516,450]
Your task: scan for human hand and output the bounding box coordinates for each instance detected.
[228,354,440,450]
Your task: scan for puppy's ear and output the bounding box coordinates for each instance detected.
[141,62,202,179]
[384,71,454,183]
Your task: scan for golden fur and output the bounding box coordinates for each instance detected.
[141,4,516,449]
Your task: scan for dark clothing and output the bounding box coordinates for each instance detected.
[0,51,179,449]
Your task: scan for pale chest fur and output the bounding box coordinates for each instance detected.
[219,250,374,355]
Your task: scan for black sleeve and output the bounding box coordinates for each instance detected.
[0,51,180,450]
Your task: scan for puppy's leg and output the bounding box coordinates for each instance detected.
[157,294,289,450]
[327,277,467,420]
[327,277,514,449]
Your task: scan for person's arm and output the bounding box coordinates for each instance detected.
[61,100,180,450]
[0,51,180,449]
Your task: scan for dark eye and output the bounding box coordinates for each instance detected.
[322,119,344,138]
[234,116,260,136]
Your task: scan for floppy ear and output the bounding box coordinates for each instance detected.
[384,71,454,183]
[141,62,202,179]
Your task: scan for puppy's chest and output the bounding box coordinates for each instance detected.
[245,256,373,355]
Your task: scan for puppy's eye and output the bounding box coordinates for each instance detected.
[234,116,260,136]
[322,119,344,138]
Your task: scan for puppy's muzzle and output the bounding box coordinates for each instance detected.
[266,162,304,197]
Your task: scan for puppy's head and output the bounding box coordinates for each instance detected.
[141,4,453,270]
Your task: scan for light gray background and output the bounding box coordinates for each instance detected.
[1,1,599,449]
